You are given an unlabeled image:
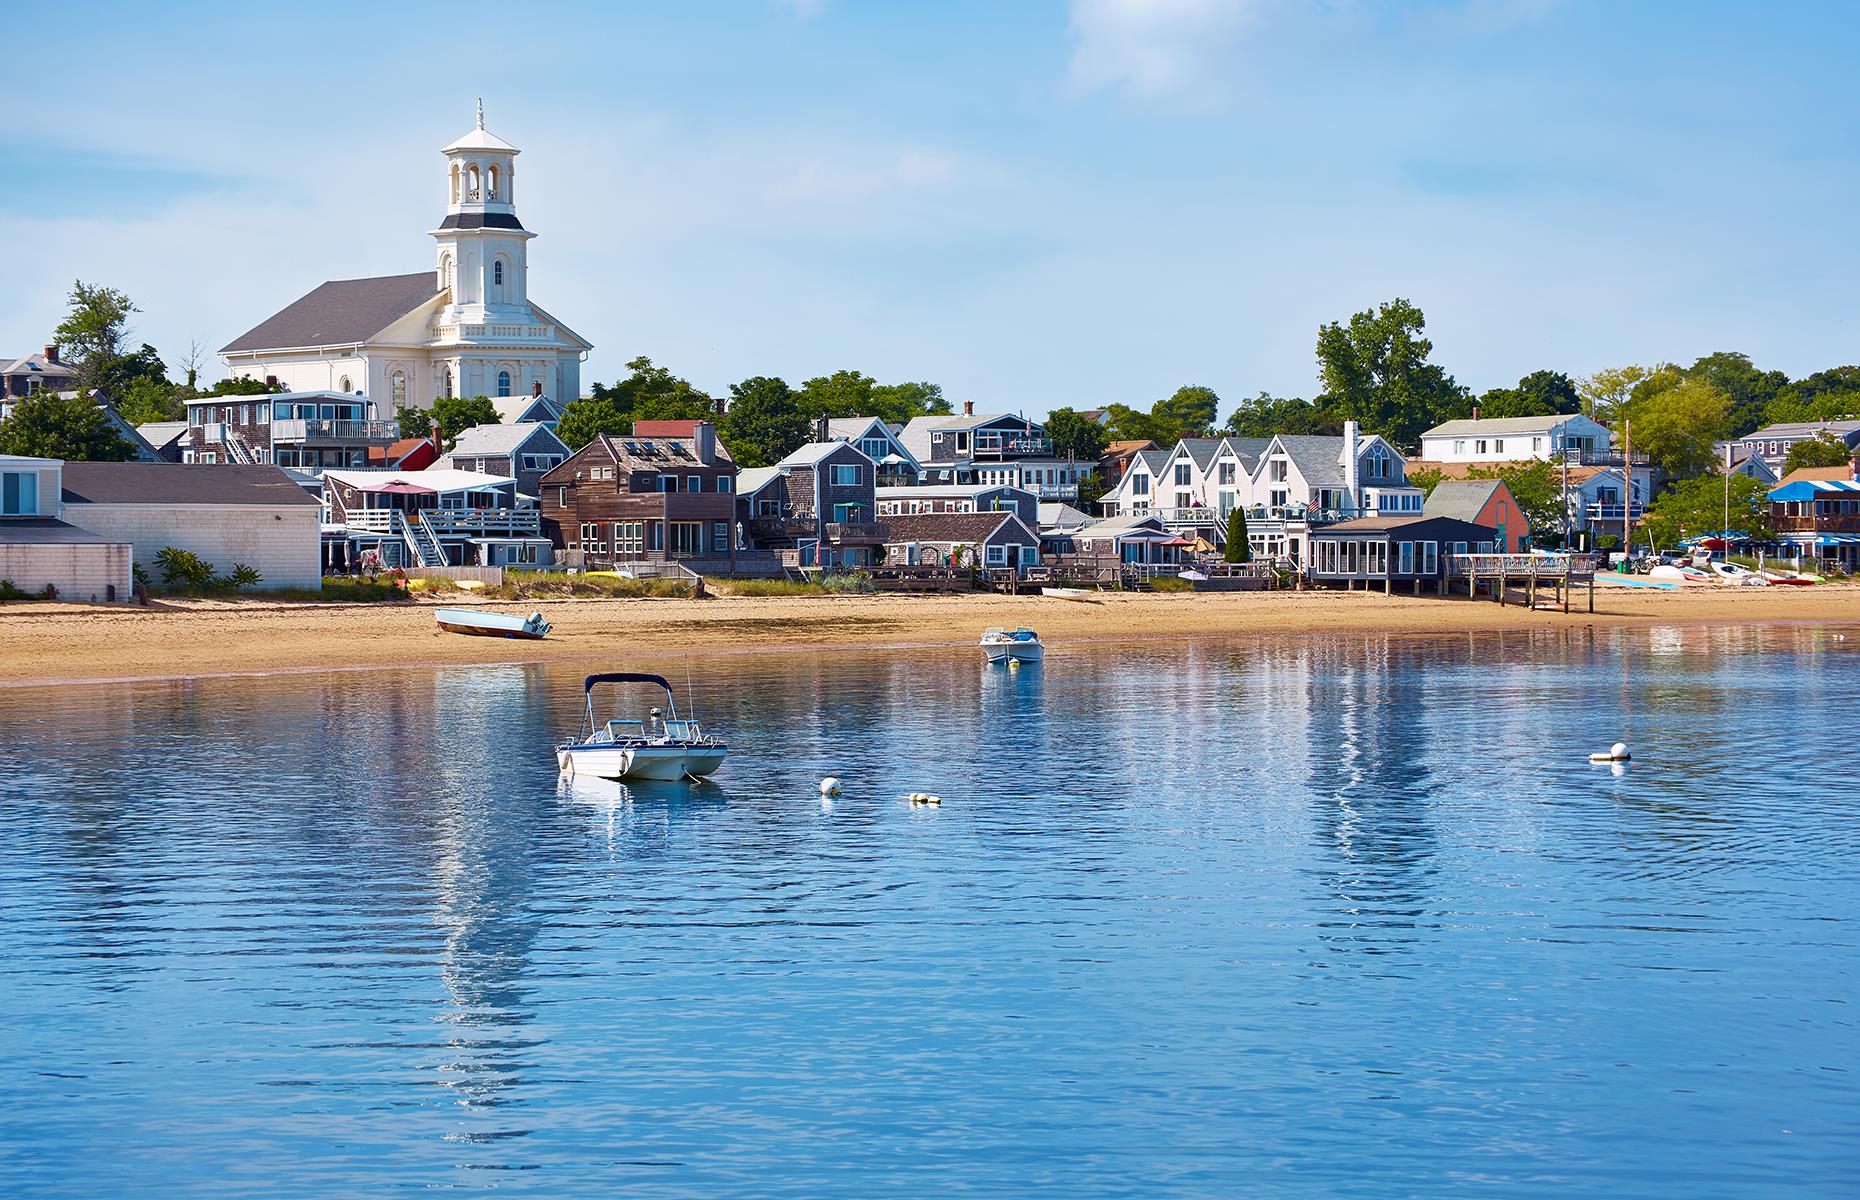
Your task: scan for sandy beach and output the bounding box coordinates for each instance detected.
[1,582,1853,687]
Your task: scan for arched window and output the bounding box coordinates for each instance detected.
[391,370,407,407]
[338,375,352,393]
[488,164,500,198]
[443,368,454,399]
[449,163,460,204]
[467,164,481,200]
[497,370,512,397]
[440,253,454,294]
[493,260,504,287]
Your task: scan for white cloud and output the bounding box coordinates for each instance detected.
[766,147,964,205]
[1064,0,1265,101]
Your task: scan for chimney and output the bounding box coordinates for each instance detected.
[1471,405,1480,421]
[265,375,279,389]
[694,420,717,465]
[532,380,543,396]
[1343,418,1360,508]
[430,419,442,452]
[963,400,974,417]
[43,344,57,363]
[816,416,829,443]
[713,396,726,417]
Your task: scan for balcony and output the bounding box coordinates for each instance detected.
[343,507,541,537]
[825,521,889,544]
[1561,447,1651,468]
[273,418,399,444]
[1776,513,1860,534]
[1585,503,1647,524]
[971,434,1053,460]
[747,514,816,541]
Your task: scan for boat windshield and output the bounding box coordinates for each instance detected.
[663,720,701,741]
[605,719,648,740]
[1011,629,1039,640]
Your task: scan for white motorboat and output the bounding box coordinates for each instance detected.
[556,672,728,781]
[980,627,1045,665]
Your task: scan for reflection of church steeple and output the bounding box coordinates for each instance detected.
[431,103,534,320]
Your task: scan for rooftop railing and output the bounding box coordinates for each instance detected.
[273,418,399,443]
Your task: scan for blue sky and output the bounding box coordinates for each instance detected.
[4,0,1858,417]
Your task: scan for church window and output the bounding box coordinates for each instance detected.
[497,370,512,397]
[338,375,352,393]
[450,163,460,205]
[443,369,454,399]
[391,371,407,407]
[489,164,500,198]
[493,260,504,287]
[467,164,481,201]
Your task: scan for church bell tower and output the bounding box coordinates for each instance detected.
[431,102,534,323]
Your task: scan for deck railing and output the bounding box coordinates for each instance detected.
[343,507,540,537]
[272,418,399,443]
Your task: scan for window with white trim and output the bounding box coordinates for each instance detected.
[985,544,1006,565]
[1,471,38,515]
[832,463,862,487]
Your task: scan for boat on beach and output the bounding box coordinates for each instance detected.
[435,607,551,639]
[980,627,1045,664]
[556,672,727,781]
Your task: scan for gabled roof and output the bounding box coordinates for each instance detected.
[222,273,441,353]
[1076,514,1170,538]
[736,466,781,496]
[1421,414,1591,438]
[1423,479,1507,523]
[1039,501,1094,529]
[1743,419,1860,440]
[1775,465,1858,488]
[1219,437,1271,471]
[1176,438,1225,472]
[826,416,895,441]
[61,462,321,506]
[777,441,871,468]
[1103,439,1155,460]
[882,511,1035,544]
[447,421,567,458]
[1,351,77,379]
[1271,435,1349,487]
[135,420,190,449]
[492,394,562,426]
[1130,449,1170,477]
[897,415,946,464]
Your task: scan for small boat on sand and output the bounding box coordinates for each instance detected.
[981,627,1045,665]
[556,672,727,781]
[435,607,551,639]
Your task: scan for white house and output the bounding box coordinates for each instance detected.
[220,107,591,411]
[1416,414,1612,465]
[57,462,323,590]
[0,455,133,602]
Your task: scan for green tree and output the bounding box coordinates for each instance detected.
[719,376,809,467]
[1045,407,1109,461]
[1103,402,1169,444]
[555,393,629,452]
[395,406,432,440]
[1783,432,1855,473]
[117,375,184,425]
[795,371,951,425]
[1577,365,1652,425]
[1682,352,1787,438]
[869,381,952,422]
[51,281,139,397]
[1642,473,1775,548]
[593,355,715,421]
[1223,508,1251,563]
[0,391,137,461]
[1464,459,1565,543]
[1151,386,1221,441]
[1224,393,1341,438]
[1406,465,1444,496]
[1622,376,1731,478]
[202,375,279,396]
[1475,369,1580,420]
[1764,367,1860,425]
[1315,298,1468,449]
[431,394,499,448]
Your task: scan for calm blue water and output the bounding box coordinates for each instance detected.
[1,626,1857,1197]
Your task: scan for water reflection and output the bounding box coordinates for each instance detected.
[1,625,1857,1198]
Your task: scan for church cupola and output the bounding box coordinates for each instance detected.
[432,101,535,318]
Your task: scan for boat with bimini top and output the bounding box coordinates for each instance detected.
[556,672,727,780]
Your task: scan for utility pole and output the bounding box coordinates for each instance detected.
[1622,418,1633,563]
[1723,441,1732,559]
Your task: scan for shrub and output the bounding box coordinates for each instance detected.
[1149,575,1195,593]
[817,571,873,593]
[718,578,830,597]
[228,564,263,591]
[0,579,28,601]
[154,546,216,589]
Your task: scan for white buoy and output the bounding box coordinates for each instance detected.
[819,776,842,797]
[1588,742,1631,763]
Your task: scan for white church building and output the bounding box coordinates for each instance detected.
[220,107,591,410]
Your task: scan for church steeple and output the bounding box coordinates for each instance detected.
[432,105,534,319]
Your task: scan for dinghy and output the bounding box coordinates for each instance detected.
[435,608,551,639]
[980,627,1045,664]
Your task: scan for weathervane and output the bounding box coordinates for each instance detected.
[476,98,484,129]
